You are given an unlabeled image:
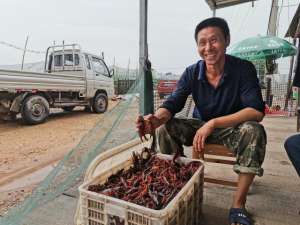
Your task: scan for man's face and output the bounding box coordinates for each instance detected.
[196,26,228,66]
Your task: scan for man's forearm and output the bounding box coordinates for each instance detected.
[211,107,264,128]
[153,108,172,128]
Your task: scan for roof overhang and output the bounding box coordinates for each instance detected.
[205,0,256,10]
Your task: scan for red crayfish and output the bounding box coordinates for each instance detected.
[88,148,200,210]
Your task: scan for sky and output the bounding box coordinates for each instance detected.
[0,0,298,74]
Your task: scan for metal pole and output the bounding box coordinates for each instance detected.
[139,0,154,115]
[62,40,65,71]
[265,74,272,106]
[267,0,279,36]
[284,38,297,110]
[72,44,75,69]
[297,70,300,131]
[297,40,300,131]
[139,0,147,115]
[265,0,279,107]
[21,35,29,70]
[297,88,300,131]
[212,9,216,17]
[127,58,130,80]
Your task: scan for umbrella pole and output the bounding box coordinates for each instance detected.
[266,76,272,106]
[265,59,275,107]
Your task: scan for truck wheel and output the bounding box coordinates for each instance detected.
[92,93,108,113]
[62,106,75,112]
[21,95,49,125]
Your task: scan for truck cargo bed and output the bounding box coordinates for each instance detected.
[0,69,86,92]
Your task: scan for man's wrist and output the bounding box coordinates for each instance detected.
[154,109,171,126]
[209,118,217,129]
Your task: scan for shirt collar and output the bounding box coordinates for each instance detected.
[197,60,206,81]
[197,55,230,81]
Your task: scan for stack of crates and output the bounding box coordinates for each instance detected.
[78,154,204,225]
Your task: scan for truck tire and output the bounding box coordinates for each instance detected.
[92,93,108,113]
[21,95,50,125]
[62,106,75,112]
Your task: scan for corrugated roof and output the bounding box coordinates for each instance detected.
[205,0,256,10]
[285,4,300,38]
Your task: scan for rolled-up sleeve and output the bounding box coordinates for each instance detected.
[240,62,265,114]
[160,68,192,116]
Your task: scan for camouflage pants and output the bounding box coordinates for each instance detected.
[156,118,267,176]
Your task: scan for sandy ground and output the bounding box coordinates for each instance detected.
[0,101,118,216]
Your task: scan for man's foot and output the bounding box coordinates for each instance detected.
[229,208,253,225]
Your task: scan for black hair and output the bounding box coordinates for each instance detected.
[194,17,230,42]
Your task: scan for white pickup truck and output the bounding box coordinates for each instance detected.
[0,44,114,124]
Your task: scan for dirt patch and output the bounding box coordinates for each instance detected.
[0,101,118,216]
[0,186,35,216]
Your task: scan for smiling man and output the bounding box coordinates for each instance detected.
[136,17,266,225]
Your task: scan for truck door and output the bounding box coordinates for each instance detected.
[84,54,95,98]
[90,57,114,97]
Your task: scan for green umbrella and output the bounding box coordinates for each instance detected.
[227,35,297,61]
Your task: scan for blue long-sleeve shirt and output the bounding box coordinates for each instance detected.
[160,55,265,121]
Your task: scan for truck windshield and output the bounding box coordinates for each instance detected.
[91,57,109,76]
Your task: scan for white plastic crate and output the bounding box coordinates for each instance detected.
[78,153,204,225]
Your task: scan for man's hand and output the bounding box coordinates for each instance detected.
[193,119,215,153]
[136,114,160,141]
[136,108,172,141]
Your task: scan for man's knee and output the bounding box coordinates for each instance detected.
[284,134,300,153]
[156,119,181,138]
[233,122,266,176]
[284,137,293,153]
[160,118,184,139]
[156,122,182,155]
[157,118,201,148]
[156,123,168,138]
[239,121,266,142]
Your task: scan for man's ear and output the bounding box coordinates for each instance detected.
[225,36,230,47]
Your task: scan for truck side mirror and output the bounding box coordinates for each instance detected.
[109,68,114,77]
